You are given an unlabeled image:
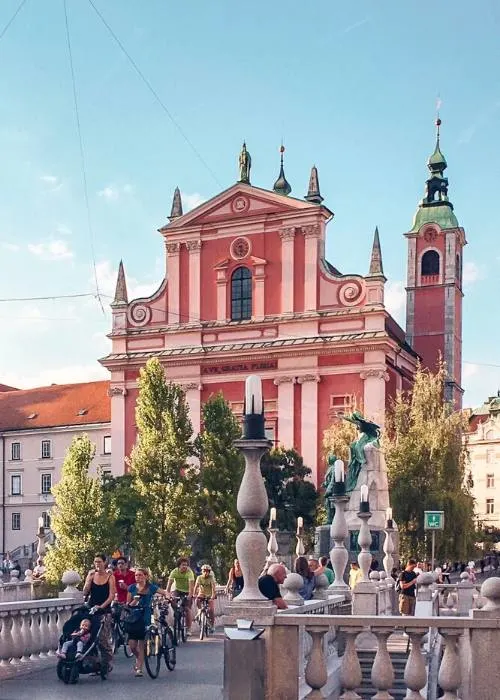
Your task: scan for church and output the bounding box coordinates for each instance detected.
[100,120,465,487]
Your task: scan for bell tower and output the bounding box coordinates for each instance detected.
[405,118,466,407]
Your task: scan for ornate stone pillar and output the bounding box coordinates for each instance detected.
[297,374,321,484]
[182,382,202,435]
[360,368,389,428]
[215,259,229,321]
[166,241,181,325]
[279,227,296,314]
[302,225,320,311]
[273,376,295,448]
[186,240,202,324]
[108,385,127,474]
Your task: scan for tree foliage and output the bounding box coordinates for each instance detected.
[45,435,118,583]
[192,393,244,579]
[260,447,318,532]
[129,358,194,577]
[385,363,474,562]
[102,473,145,556]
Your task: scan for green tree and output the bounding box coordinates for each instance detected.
[385,363,475,562]
[129,358,194,577]
[260,447,318,532]
[192,393,244,579]
[45,435,118,583]
[102,473,145,556]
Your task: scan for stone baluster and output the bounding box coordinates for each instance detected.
[371,628,394,699]
[403,627,428,699]
[304,626,328,698]
[9,610,23,664]
[20,610,32,662]
[38,608,50,657]
[438,629,462,699]
[266,527,279,565]
[357,510,373,583]
[379,571,389,615]
[339,628,363,699]
[457,571,474,615]
[30,608,43,660]
[47,608,59,654]
[0,612,12,666]
[383,526,395,577]
[328,494,350,594]
[370,571,381,613]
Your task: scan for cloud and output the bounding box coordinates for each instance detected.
[95,260,159,302]
[458,101,500,145]
[55,224,72,237]
[462,261,484,285]
[40,174,63,193]
[182,192,206,212]
[385,280,406,324]
[463,363,479,380]
[1,242,20,252]
[340,17,370,34]
[98,183,134,201]
[463,363,500,409]
[27,239,73,261]
[0,363,109,390]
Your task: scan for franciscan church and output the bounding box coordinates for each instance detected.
[100,120,465,487]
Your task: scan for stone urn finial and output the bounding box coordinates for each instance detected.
[60,570,83,599]
[9,569,20,583]
[282,573,305,606]
[480,577,500,611]
[313,573,329,600]
[24,569,33,583]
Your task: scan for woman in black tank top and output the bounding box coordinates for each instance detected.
[83,554,116,670]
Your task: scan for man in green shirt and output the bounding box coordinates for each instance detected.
[166,557,195,634]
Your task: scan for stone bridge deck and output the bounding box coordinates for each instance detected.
[0,633,224,700]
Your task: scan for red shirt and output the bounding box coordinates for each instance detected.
[113,569,136,603]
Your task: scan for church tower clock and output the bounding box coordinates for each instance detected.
[405,119,466,407]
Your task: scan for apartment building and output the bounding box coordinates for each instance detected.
[0,380,113,555]
[467,393,500,529]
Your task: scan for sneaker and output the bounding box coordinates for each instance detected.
[186,629,192,637]
[135,669,143,677]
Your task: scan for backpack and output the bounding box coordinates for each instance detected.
[395,578,402,594]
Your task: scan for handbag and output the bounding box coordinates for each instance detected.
[122,606,145,635]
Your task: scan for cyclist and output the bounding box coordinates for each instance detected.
[193,564,217,629]
[113,557,136,604]
[126,567,168,677]
[166,557,195,635]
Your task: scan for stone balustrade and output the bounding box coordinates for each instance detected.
[0,597,81,666]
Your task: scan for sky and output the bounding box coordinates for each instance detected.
[0,0,499,408]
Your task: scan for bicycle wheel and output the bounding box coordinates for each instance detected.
[122,631,134,658]
[111,624,121,655]
[163,627,176,671]
[144,629,161,679]
[199,610,206,641]
[180,609,187,643]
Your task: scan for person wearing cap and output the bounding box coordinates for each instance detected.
[193,564,217,628]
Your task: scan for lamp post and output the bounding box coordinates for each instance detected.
[383,507,395,577]
[267,507,279,565]
[357,485,372,583]
[328,459,350,594]
[231,375,272,605]
[295,517,305,557]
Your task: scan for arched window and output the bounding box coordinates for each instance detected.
[455,253,461,284]
[231,266,252,321]
[421,250,440,277]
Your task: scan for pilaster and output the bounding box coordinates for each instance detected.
[108,384,127,475]
[302,225,320,311]
[166,241,181,325]
[360,366,388,427]
[186,240,202,324]
[297,374,321,483]
[182,382,202,435]
[274,376,295,448]
[279,227,296,314]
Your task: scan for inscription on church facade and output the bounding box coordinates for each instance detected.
[202,360,278,375]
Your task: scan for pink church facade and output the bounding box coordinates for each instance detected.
[101,151,418,488]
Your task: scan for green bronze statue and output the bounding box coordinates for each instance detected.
[238,142,251,184]
[323,411,380,523]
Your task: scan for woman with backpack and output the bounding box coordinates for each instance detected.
[126,568,168,677]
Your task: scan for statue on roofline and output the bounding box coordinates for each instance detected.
[238,142,251,184]
[323,411,381,524]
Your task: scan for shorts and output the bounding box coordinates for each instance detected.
[127,624,146,641]
[399,594,416,616]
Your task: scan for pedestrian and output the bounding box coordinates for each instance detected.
[295,556,315,600]
[33,557,46,580]
[113,557,136,604]
[82,553,116,673]
[349,562,363,590]
[225,559,244,599]
[398,559,418,616]
[315,556,334,585]
[258,563,288,609]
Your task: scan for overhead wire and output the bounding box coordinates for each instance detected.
[63,0,104,313]
[0,292,109,302]
[86,0,222,188]
[0,0,28,43]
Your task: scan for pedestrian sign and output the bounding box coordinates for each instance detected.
[424,511,444,530]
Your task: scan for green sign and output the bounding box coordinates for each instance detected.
[424,511,444,530]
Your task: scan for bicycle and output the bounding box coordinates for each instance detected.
[196,596,214,641]
[144,597,176,679]
[110,602,133,658]
[170,595,189,645]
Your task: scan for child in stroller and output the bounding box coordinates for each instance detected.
[57,617,91,659]
[56,604,108,684]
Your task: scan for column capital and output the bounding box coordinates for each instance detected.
[108,386,128,397]
[165,241,181,255]
[297,374,321,384]
[279,226,297,241]
[301,224,321,239]
[181,382,202,391]
[186,239,202,252]
[273,375,296,386]
[360,369,389,382]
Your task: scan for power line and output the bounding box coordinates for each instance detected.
[0,0,27,43]
[87,0,222,188]
[63,0,104,313]
[0,292,103,303]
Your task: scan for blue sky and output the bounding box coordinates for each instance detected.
[0,0,499,407]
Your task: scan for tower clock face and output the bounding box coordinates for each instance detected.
[424,227,438,242]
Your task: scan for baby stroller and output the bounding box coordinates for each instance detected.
[56,604,108,684]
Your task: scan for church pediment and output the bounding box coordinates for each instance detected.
[160,183,314,231]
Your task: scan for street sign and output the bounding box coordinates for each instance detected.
[424,511,444,530]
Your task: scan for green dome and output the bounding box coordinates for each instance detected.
[411,203,459,232]
[428,144,447,169]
